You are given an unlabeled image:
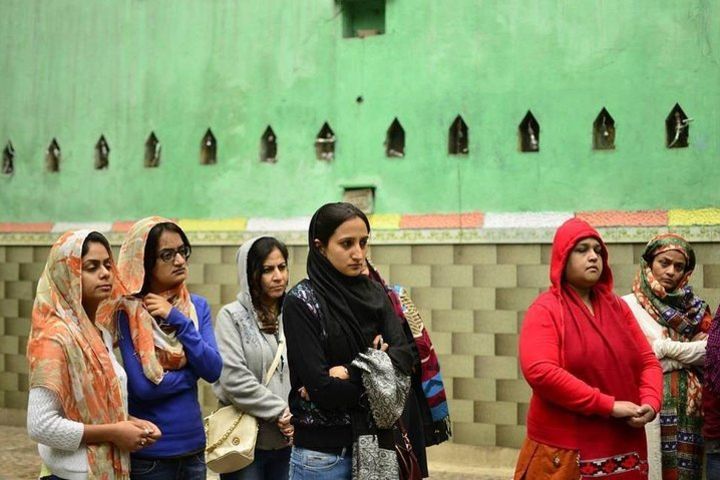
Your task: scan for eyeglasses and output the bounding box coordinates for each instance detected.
[157,245,191,263]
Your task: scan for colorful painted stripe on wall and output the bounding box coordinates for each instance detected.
[4,209,720,234]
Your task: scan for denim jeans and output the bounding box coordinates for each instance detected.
[289,446,352,480]
[707,439,720,480]
[130,451,206,480]
[219,447,291,480]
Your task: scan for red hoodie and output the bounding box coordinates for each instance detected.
[519,218,662,478]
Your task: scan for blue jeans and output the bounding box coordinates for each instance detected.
[130,452,206,480]
[289,446,352,480]
[219,447,291,480]
[707,439,720,480]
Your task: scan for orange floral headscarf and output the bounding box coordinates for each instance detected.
[116,217,197,385]
[27,230,129,479]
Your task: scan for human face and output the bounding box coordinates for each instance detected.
[565,237,603,291]
[259,247,289,305]
[81,242,114,306]
[650,250,687,292]
[150,231,189,293]
[316,216,369,277]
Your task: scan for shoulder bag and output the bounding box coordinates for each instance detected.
[205,338,285,474]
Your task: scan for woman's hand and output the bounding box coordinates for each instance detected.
[277,407,294,442]
[372,334,389,352]
[610,400,641,418]
[626,404,656,428]
[111,420,159,452]
[143,293,173,320]
[298,386,310,401]
[129,417,162,441]
[328,366,350,380]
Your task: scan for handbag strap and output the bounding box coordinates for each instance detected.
[205,408,247,454]
[262,336,285,386]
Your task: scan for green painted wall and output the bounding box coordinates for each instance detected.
[1,0,719,221]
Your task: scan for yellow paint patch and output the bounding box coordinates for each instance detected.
[668,208,720,226]
[177,218,247,231]
[368,214,401,230]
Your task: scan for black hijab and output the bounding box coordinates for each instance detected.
[306,203,390,358]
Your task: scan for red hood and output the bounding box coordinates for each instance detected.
[549,218,613,295]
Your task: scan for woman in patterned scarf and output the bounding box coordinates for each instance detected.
[622,233,711,480]
[115,217,222,479]
[27,230,160,480]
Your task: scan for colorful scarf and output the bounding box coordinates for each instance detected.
[632,233,710,480]
[116,217,198,384]
[27,230,129,479]
[366,260,451,445]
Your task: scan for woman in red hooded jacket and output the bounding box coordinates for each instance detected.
[514,218,663,479]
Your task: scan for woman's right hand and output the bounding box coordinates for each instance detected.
[372,334,389,352]
[610,401,641,418]
[111,420,159,452]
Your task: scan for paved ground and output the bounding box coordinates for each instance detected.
[0,425,514,480]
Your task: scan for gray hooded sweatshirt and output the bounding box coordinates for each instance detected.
[212,237,291,450]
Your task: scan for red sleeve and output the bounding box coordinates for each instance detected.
[619,300,663,413]
[519,300,615,416]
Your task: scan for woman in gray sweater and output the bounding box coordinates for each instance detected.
[212,236,293,480]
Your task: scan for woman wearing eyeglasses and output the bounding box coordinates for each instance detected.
[115,217,222,479]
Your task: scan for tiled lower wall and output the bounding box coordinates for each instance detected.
[2,242,720,448]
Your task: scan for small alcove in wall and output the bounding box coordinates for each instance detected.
[2,141,15,175]
[340,0,386,38]
[260,126,278,163]
[46,138,61,172]
[145,132,161,168]
[518,111,540,153]
[448,115,469,155]
[666,103,690,148]
[385,118,405,158]
[315,122,336,161]
[592,108,615,150]
[200,128,217,165]
[95,135,110,169]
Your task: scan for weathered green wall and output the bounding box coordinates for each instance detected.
[1,1,719,221]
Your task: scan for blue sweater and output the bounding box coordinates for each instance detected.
[118,294,222,458]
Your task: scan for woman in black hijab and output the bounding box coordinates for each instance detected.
[283,202,414,479]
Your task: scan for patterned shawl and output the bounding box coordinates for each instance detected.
[116,217,198,384]
[632,233,710,480]
[366,260,451,445]
[27,230,129,479]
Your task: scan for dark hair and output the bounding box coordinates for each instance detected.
[141,222,191,294]
[246,237,289,325]
[81,231,112,258]
[311,202,371,246]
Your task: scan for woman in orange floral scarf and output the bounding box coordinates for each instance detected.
[115,217,222,479]
[27,230,160,480]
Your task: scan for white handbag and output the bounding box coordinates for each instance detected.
[205,338,285,474]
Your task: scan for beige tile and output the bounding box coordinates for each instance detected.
[451,422,496,446]
[432,265,474,287]
[473,265,517,288]
[452,333,494,356]
[453,378,496,401]
[368,245,412,265]
[437,354,475,378]
[496,379,532,402]
[474,310,518,334]
[411,287,453,310]
[0,263,19,281]
[389,265,431,288]
[6,247,33,263]
[516,265,549,288]
[431,310,474,333]
[497,245,541,265]
[412,245,454,265]
[475,356,519,379]
[474,401,517,425]
[452,287,495,310]
[454,245,497,265]
[495,288,539,311]
[496,425,526,448]
[495,334,518,356]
